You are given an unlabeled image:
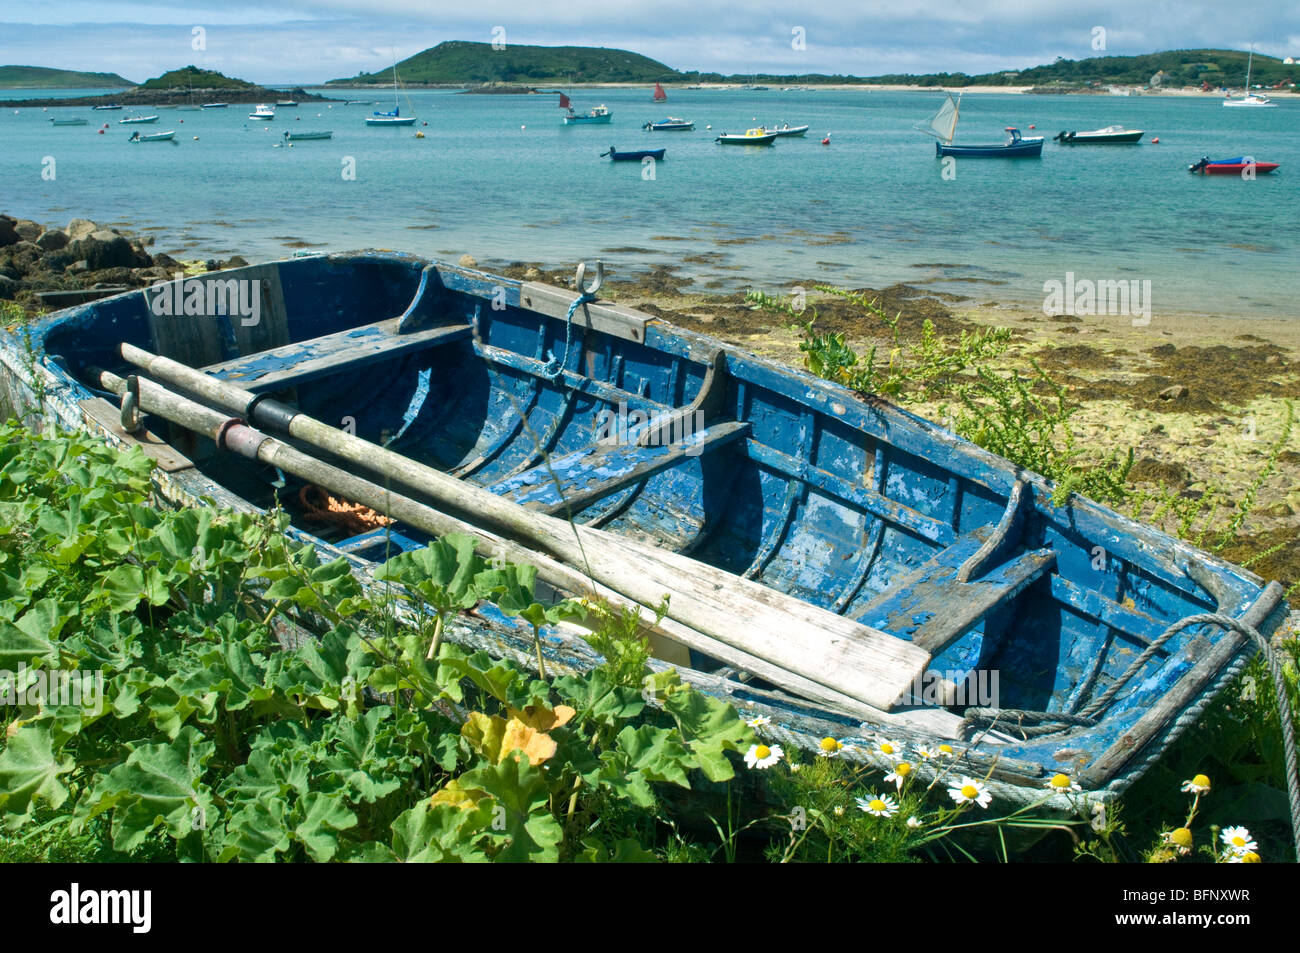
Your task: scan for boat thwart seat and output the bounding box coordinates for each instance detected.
[856,528,1055,653]
[202,317,471,391]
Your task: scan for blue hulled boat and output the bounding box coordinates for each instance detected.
[602,146,666,161]
[0,253,1287,813]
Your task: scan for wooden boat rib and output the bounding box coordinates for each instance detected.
[920,92,1044,157]
[0,252,1287,811]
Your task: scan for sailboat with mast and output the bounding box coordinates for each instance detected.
[917,91,1043,157]
[1223,45,1276,107]
[653,81,667,102]
[366,59,417,126]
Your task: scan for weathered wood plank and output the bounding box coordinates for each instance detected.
[203,319,471,391]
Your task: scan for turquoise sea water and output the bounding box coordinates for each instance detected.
[2,85,1296,317]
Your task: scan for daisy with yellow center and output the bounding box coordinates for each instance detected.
[817,736,845,758]
[855,793,898,817]
[1227,851,1261,863]
[1220,826,1257,855]
[915,745,938,760]
[744,743,783,769]
[1162,827,1193,854]
[948,776,992,809]
[1046,773,1081,793]
[746,715,771,729]
[1180,774,1211,794]
[884,761,913,791]
[875,739,903,761]
[937,743,954,758]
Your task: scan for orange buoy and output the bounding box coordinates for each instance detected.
[1151,136,1159,144]
[821,135,830,145]
[1028,124,1035,129]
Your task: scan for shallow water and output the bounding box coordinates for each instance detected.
[2,85,1296,317]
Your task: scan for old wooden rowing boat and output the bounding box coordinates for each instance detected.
[0,252,1288,813]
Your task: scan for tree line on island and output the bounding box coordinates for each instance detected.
[2,43,1295,91]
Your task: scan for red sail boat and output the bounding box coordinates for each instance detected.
[653,82,667,102]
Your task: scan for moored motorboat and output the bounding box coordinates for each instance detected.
[715,128,777,145]
[764,123,809,137]
[118,115,160,125]
[601,146,666,161]
[642,117,694,131]
[249,105,277,121]
[93,104,123,110]
[127,130,177,142]
[560,96,612,125]
[49,117,88,126]
[0,251,1288,816]
[201,102,229,108]
[283,130,334,142]
[1054,125,1144,144]
[1188,155,1280,175]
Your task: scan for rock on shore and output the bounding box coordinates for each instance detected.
[0,212,195,306]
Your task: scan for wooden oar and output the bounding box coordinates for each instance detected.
[116,344,930,708]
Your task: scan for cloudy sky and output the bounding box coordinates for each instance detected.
[4,1,1299,84]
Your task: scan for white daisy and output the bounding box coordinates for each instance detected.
[1045,773,1082,793]
[1220,826,1257,856]
[937,743,955,758]
[915,745,938,760]
[744,743,783,770]
[1180,774,1211,794]
[1226,851,1261,864]
[884,761,913,791]
[746,715,771,729]
[906,815,922,829]
[874,739,904,761]
[855,794,898,817]
[948,776,993,809]
[817,736,845,758]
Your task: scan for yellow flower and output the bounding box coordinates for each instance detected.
[1220,826,1257,856]
[948,776,992,809]
[855,794,898,817]
[1181,774,1211,794]
[818,736,845,758]
[1046,773,1081,793]
[884,761,912,791]
[937,743,954,758]
[1163,827,1193,854]
[744,743,783,769]
[875,739,903,761]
